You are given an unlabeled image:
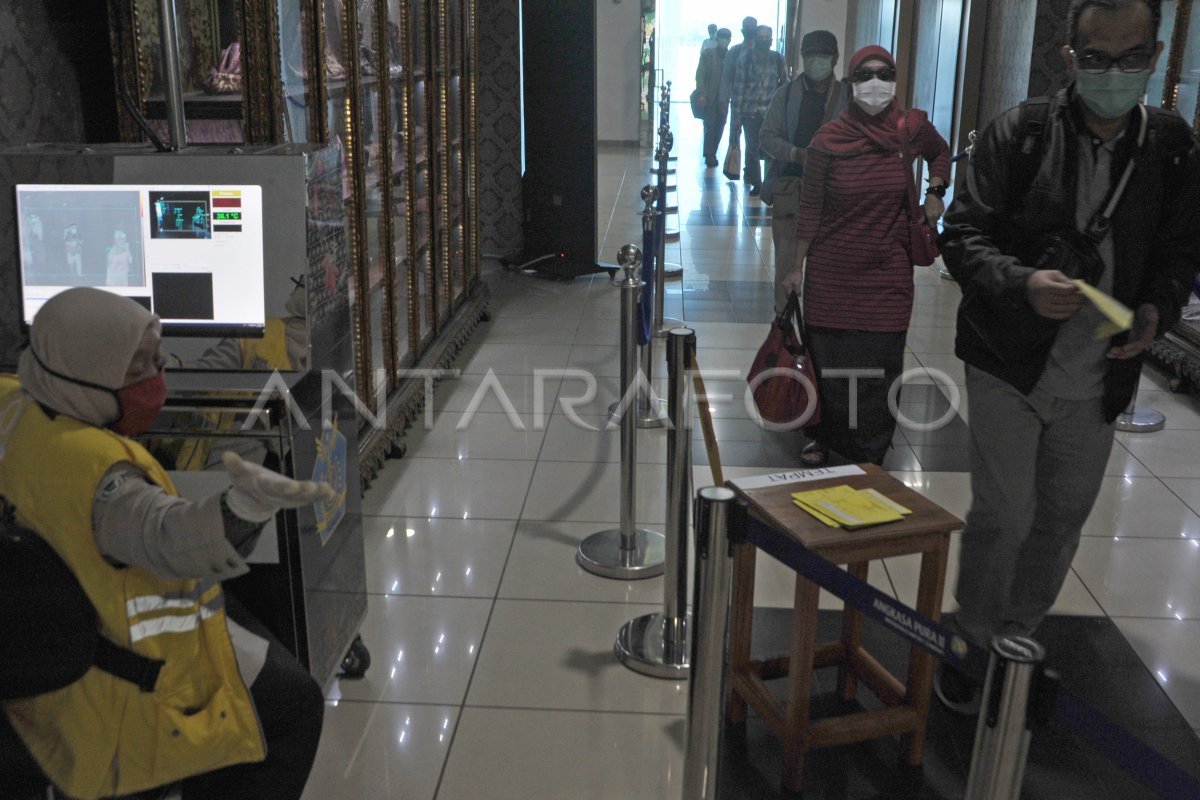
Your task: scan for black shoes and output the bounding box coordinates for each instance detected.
[748,184,761,197]
[704,156,718,167]
[934,662,982,715]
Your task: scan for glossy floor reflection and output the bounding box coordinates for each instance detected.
[302,106,1200,798]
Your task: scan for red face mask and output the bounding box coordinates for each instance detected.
[111,371,167,436]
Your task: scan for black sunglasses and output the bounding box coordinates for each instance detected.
[852,66,896,83]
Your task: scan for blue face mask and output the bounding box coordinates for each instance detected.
[803,55,834,82]
[1074,68,1151,119]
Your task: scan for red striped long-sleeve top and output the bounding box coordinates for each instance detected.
[796,119,950,332]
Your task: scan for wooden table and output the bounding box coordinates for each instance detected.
[726,464,963,792]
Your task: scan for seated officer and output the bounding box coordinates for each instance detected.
[0,288,334,800]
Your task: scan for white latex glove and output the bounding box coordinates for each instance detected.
[222,451,337,523]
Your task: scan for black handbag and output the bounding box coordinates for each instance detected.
[0,508,163,699]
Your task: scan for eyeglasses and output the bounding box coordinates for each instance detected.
[1070,48,1153,74]
[851,66,896,83]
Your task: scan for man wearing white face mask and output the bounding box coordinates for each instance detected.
[759,29,849,313]
[938,0,1200,714]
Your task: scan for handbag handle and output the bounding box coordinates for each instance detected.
[777,290,808,353]
[897,112,924,228]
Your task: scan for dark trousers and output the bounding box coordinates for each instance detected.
[182,597,325,800]
[806,326,907,465]
[741,112,765,186]
[0,599,324,800]
[702,110,727,162]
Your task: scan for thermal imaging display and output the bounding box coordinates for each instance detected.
[16,184,265,336]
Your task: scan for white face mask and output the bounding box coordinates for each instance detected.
[852,78,896,116]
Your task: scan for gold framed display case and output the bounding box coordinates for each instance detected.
[107,0,486,481]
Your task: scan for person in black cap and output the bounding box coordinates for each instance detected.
[695,27,733,167]
[759,29,848,312]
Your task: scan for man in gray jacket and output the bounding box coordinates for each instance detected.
[758,30,848,313]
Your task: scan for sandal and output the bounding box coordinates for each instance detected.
[800,440,828,467]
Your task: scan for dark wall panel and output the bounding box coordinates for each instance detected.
[520,0,597,267]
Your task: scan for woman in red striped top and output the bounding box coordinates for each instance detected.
[781,45,950,466]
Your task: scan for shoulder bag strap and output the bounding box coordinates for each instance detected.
[1084,103,1148,242]
[897,112,923,226]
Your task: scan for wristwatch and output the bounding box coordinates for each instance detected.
[925,184,947,199]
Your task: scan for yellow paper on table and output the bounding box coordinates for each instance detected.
[861,488,912,516]
[1072,279,1133,339]
[791,485,905,529]
[792,497,844,528]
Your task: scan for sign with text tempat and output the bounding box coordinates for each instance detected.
[16,183,265,337]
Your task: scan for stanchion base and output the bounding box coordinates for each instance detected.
[608,397,668,429]
[615,611,691,679]
[653,318,685,338]
[663,264,684,281]
[577,528,666,579]
[1115,408,1166,433]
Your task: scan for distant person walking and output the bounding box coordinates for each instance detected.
[695,28,733,167]
[759,29,848,312]
[717,17,757,179]
[700,23,719,52]
[726,25,787,194]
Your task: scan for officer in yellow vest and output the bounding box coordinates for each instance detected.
[0,288,334,800]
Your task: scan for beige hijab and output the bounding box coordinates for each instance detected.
[18,288,158,427]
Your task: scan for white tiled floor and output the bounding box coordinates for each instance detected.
[303,105,1200,797]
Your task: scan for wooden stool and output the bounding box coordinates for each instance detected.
[726,465,962,792]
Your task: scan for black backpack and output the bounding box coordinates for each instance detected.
[0,505,163,700]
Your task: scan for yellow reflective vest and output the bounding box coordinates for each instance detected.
[0,376,265,799]
[240,317,293,371]
[173,317,293,470]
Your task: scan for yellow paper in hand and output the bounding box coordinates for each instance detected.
[1072,279,1133,339]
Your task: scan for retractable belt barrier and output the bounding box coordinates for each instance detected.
[740,513,1200,800]
[638,197,656,347]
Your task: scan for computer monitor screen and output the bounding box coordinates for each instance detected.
[15,184,265,337]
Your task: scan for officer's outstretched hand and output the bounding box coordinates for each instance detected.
[223,451,337,523]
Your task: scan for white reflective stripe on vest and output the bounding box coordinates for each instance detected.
[127,595,198,617]
[128,604,219,643]
[126,580,220,620]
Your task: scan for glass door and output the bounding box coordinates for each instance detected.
[430,0,452,329]
[447,0,468,309]
[357,0,394,393]
[277,0,320,142]
[387,0,414,368]
[410,0,436,345]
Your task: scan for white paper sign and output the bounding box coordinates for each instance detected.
[729,464,866,492]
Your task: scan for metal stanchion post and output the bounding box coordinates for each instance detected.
[578,245,666,580]
[608,189,668,428]
[682,486,739,800]
[616,329,696,677]
[965,636,1055,800]
[1115,375,1166,432]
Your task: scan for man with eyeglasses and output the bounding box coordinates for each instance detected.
[937,0,1200,714]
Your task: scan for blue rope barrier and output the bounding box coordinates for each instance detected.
[740,514,1200,799]
[1055,689,1200,799]
[639,218,655,347]
[742,517,989,678]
